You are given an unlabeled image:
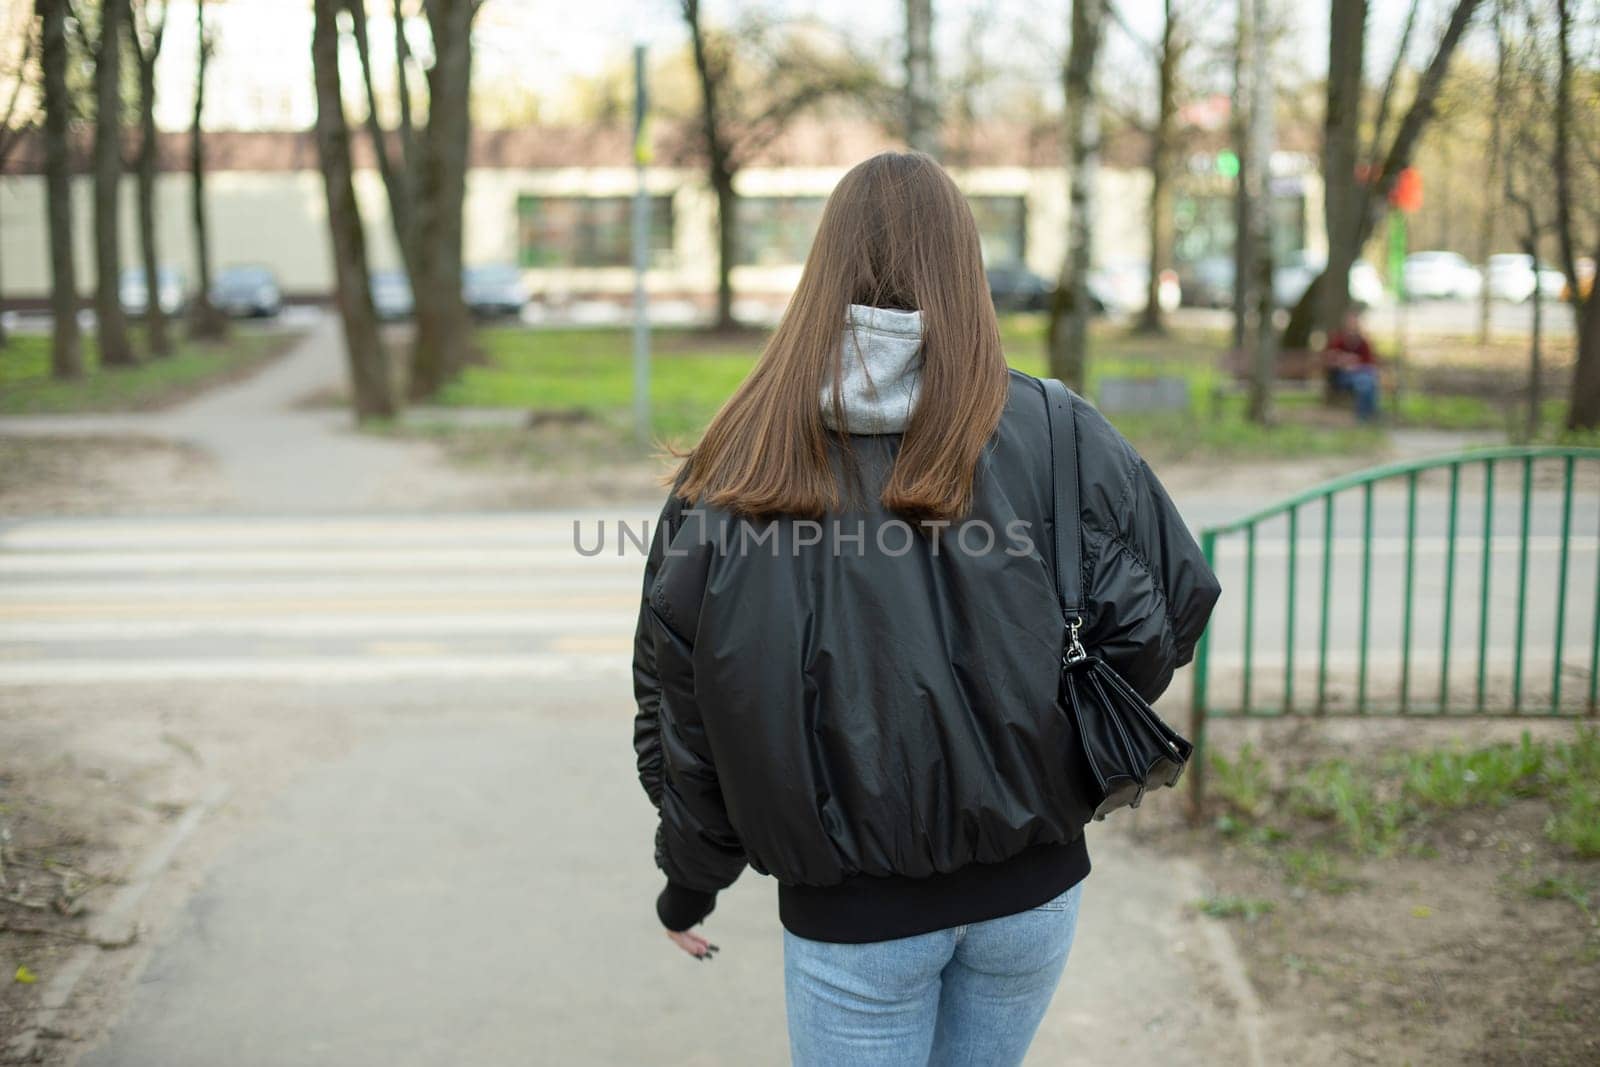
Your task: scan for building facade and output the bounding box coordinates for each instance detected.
[0,121,1322,314]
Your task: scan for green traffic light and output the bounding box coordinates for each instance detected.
[1216,150,1240,178]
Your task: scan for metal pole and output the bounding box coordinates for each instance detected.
[631,43,651,445]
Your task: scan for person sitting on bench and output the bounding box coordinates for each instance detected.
[1323,308,1381,423]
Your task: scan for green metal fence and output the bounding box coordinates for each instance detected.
[1188,445,1600,812]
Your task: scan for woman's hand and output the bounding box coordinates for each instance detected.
[665,927,720,960]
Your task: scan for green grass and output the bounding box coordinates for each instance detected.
[442,316,1399,462]
[0,328,296,415]
[1207,726,1600,865]
[1193,893,1278,921]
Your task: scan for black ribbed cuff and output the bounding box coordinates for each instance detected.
[656,881,717,932]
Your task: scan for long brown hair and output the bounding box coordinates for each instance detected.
[671,150,1010,522]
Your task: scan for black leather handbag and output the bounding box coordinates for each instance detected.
[1041,377,1194,820]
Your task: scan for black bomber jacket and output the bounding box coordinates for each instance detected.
[631,369,1222,937]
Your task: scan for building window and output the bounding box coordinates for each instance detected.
[968,196,1027,267]
[736,196,827,266]
[516,195,675,268]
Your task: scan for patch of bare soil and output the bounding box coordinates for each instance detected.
[1131,717,1600,1066]
[0,696,215,1058]
[391,414,678,507]
[0,683,379,1062]
[0,436,234,517]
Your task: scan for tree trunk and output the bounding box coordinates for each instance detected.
[1553,0,1599,431]
[1048,0,1104,391]
[1229,0,1250,353]
[1523,229,1541,442]
[1318,0,1367,337]
[188,0,227,340]
[683,0,739,332]
[1570,295,1600,431]
[132,5,171,358]
[93,0,135,367]
[905,0,938,157]
[1244,0,1276,424]
[1478,0,1506,348]
[37,0,82,379]
[407,0,477,399]
[712,170,738,332]
[311,0,395,420]
[1137,0,1177,335]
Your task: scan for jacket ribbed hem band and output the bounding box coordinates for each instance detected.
[776,833,1091,945]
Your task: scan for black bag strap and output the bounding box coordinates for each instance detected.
[1040,377,1087,655]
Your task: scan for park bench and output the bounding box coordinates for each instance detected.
[1215,346,1396,415]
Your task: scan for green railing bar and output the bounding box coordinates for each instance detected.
[1476,459,1496,714]
[1196,527,1216,729]
[1552,455,1574,714]
[1203,445,1600,537]
[1317,492,1335,715]
[1440,461,1460,711]
[1285,504,1298,714]
[1358,481,1374,714]
[1242,523,1256,714]
[1590,490,1599,715]
[1512,455,1534,713]
[1401,470,1418,714]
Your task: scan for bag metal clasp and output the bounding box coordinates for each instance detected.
[1064,614,1088,666]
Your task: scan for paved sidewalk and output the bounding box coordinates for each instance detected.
[74,697,1261,1067]
[0,317,494,514]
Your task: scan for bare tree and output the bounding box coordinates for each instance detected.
[35,0,82,378]
[187,0,227,340]
[1047,0,1106,390]
[311,0,396,419]
[1229,0,1249,351]
[92,0,136,366]
[1552,0,1599,430]
[905,0,938,155]
[1243,0,1276,423]
[346,0,419,287]
[679,1,882,331]
[1284,0,1483,347]
[128,0,170,357]
[1132,0,1185,335]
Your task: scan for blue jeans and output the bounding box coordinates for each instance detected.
[782,881,1085,1066]
[1331,366,1380,421]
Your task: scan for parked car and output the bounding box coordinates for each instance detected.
[211,263,284,318]
[370,270,414,320]
[462,264,530,318]
[1486,254,1566,304]
[986,263,1055,312]
[1177,255,1235,308]
[1402,251,1482,301]
[1273,251,1386,309]
[1087,260,1180,315]
[1178,252,1383,310]
[1561,257,1594,303]
[119,266,187,318]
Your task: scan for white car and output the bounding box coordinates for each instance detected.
[370,270,414,320]
[462,264,530,318]
[1486,253,1566,304]
[1403,251,1482,301]
[1273,252,1387,309]
[1086,261,1181,315]
[119,266,188,317]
